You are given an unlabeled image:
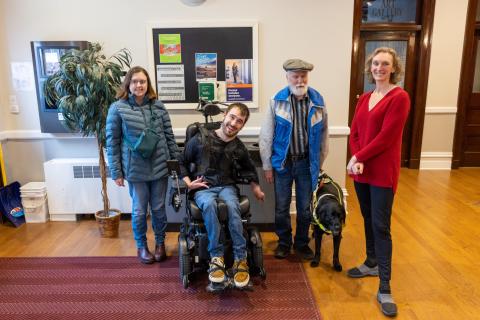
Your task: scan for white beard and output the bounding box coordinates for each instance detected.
[289,85,308,97]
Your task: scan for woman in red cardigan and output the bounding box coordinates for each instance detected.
[346,47,410,318]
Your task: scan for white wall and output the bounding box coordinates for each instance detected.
[0,0,8,133]
[0,0,353,186]
[421,0,469,169]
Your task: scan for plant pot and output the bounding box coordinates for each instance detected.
[94,209,122,238]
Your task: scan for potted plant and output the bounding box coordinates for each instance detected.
[44,42,131,237]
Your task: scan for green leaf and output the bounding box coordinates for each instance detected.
[42,41,132,212]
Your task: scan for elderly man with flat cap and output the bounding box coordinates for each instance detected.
[259,58,329,260]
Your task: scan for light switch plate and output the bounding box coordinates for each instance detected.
[9,95,17,105]
[10,105,19,113]
[9,95,19,113]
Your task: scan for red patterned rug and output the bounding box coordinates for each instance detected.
[0,256,321,320]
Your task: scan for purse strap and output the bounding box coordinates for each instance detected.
[123,102,156,150]
[138,103,155,129]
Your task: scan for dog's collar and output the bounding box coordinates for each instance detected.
[311,193,339,234]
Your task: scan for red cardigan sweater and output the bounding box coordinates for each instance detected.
[349,87,410,193]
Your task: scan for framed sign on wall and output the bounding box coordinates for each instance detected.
[146,21,258,110]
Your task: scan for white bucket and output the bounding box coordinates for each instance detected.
[20,182,49,223]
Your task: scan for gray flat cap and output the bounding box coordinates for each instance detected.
[283,59,314,72]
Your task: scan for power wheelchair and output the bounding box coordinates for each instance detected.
[168,100,266,292]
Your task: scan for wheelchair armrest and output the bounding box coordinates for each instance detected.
[234,170,257,185]
[239,195,250,216]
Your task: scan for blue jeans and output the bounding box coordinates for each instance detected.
[128,178,168,249]
[194,185,246,261]
[274,158,312,249]
[354,181,394,282]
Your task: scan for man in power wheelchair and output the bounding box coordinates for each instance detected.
[177,102,266,291]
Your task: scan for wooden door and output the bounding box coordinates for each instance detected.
[348,0,435,168]
[350,32,417,166]
[462,31,480,165]
[453,0,480,167]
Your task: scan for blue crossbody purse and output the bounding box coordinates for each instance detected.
[125,104,160,159]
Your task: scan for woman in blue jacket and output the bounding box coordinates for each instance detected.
[106,66,179,264]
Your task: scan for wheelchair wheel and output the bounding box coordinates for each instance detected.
[252,244,266,279]
[178,233,191,288]
[247,227,266,279]
[182,275,189,289]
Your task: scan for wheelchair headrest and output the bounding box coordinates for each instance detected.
[185,121,222,144]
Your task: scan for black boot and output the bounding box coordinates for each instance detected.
[154,244,166,262]
[137,247,155,264]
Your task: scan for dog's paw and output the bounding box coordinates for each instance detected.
[310,260,320,268]
[333,263,342,272]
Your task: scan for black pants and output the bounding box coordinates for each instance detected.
[354,181,394,282]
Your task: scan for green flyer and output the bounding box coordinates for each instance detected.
[159,34,182,63]
[198,82,215,101]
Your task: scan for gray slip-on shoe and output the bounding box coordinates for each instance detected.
[377,291,398,317]
[347,264,379,278]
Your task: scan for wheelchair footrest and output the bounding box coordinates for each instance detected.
[206,278,254,293]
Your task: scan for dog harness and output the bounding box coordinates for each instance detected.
[310,172,345,234]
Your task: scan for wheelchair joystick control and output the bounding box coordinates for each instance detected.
[167,160,183,212]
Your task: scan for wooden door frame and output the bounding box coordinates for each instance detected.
[452,0,479,168]
[348,0,436,168]
[355,31,417,165]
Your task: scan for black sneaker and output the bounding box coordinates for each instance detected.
[294,245,314,260]
[274,245,290,259]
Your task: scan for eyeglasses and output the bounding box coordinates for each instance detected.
[131,79,147,85]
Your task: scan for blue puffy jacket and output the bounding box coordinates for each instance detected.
[259,86,329,188]
[106,95,179,182]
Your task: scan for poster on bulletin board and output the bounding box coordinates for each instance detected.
[146,21,258,110]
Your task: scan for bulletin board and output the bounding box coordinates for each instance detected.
[146,21,258,110]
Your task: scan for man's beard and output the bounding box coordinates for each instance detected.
[221,121,238,138]
[289,85,308,97]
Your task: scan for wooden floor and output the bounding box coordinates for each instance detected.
[1,168,479,319]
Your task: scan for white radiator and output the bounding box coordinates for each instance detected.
[44,158,131,221]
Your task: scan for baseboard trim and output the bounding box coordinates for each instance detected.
[425,106,457,114]
[420,152,452,170]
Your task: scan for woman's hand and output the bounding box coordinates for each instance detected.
[115,178,125,187]
[347,156,364,175]
[352,162,364,175]
[346,156,357,174]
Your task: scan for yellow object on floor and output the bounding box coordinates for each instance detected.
[0,143,6,187]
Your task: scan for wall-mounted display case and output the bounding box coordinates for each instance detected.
[31,41,88,133]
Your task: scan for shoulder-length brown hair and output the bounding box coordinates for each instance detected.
[365,47,404,84]
[116,66,157,100]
